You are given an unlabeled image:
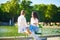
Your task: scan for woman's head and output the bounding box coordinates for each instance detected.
[32,11,38,19]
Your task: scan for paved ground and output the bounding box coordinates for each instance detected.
[47,37,60,40]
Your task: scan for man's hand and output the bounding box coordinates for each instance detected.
[25,29,31,34]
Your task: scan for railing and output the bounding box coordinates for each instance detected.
[0,36,33,40]
[0,35,60,40]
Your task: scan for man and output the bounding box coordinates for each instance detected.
[18,10,27,33]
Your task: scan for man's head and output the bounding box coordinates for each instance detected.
[21,10,25,15]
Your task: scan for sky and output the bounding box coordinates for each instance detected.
[0,0,60,7]
[30,0,60,7]
[0,0,8,4]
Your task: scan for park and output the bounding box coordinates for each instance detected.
[0,0,60,40]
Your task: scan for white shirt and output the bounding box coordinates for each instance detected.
[18,15,27,27]
[31,17,39,27]
[18,15,27,33]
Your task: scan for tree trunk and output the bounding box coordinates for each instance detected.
[11,17,14,25]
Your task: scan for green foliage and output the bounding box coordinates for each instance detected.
[52,7,60,22]
[33,4,47,22]
[0,0,60,22]
[33,4,59,22]
[20,0,32,22]
[0,0,20,22]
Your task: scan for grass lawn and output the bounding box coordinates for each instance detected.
[0,26,60,37]
[0,26,28,37]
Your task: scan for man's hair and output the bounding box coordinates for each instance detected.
[21,10,25,15]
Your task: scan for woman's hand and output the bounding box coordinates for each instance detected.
[33,23,38,26]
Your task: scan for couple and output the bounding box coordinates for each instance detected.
[18,10,40,40]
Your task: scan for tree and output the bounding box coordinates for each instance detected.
[45,4,57,22]
[33,4,47,22]
[52,7,60,22]
[0,4,10,22]
[0,0,20,25]
[20,0,32,22]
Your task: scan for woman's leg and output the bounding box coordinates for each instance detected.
[29,32,41,40]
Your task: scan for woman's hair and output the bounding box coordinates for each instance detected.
[32,11,38,19]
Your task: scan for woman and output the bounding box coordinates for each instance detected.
[25,11,39,34]
[28,11,40,40]
[30,11,39,32]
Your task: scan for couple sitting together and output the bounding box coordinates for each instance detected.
[18,10,41,40]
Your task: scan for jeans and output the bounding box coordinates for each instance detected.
[29,25,41,40]
[29,32,41,40]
